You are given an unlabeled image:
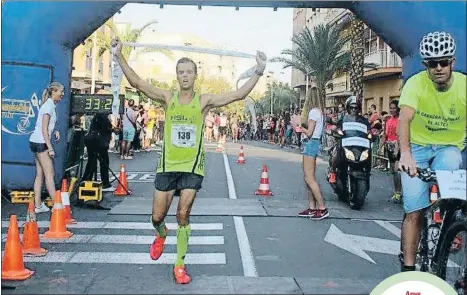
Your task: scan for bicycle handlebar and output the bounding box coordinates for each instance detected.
[399,167,437,182]
[415,168,437,182]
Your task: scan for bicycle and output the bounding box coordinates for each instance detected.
[399,168,466,293]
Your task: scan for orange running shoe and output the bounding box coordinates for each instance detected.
[149,226,168,260]
[451,234,463,252]
[329,172,336,184]
[174,266,191,284]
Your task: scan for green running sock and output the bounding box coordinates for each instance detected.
[175,224,191,267]
[150,216,167,238]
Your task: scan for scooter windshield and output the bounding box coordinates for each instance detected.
[341,121,371,149]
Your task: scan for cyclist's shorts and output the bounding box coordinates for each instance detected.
[401,144,462,213]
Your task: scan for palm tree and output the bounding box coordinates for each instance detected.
[271,23,350,123]
[272,23,376,124]
[349,14,365,104]
[82,18,173,61]
[261,82,299,114]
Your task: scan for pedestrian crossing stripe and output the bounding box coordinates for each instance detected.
[1,221,223,231]
[1,221,227,265]
[1,234,224,245]
[1,252,226,265]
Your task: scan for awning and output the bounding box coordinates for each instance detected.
[326,91,352,98]
[71,80,90,90]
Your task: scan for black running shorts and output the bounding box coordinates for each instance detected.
[154,172,204,192]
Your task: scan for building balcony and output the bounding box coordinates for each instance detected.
[324,9,351,26]
[326,74,350,95]
[363,50,402,80]
[365,50,402,68]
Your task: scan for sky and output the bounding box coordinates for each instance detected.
[113,3,294,83]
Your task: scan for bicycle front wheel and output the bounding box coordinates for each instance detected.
[435,220,467,293]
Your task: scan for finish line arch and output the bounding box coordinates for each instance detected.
[1,1,466,190]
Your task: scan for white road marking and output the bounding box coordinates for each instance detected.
[126,173,138,180]
[104,172,157,183]
[1,221,223,231]
[325,224,399,264]
[374,220,402,238]
[4,252,226,265]
[222,151,258,277]
[139,173,155,180]
[2,234,224,245]
[223,153,236,200]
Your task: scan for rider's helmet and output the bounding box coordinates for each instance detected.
[345,95,360,113]
[419,31,456,60]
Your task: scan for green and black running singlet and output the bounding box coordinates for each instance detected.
[156,92,205,176]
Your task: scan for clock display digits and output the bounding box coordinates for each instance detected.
[93,98,100,110]
[104,98,112,110]
[85,98,92,110]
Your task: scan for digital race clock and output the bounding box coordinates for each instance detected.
[70,94,125,114]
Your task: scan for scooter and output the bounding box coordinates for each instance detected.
[327,129,374,210]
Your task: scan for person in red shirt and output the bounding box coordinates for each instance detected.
[380,100,401,202]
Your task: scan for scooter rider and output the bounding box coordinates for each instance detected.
[328,95,371,183]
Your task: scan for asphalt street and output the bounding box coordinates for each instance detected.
[1,140,405,294]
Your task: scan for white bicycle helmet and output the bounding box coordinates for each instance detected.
[420,31,456,59]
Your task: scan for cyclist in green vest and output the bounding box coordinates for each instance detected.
[397,31,466,272]
[111,38,267,284]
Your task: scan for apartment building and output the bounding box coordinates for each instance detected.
[71,24,113,94]
[291,8,403,113]
[130,30,271,95]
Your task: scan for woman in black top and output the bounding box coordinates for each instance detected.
[82,113,114,191]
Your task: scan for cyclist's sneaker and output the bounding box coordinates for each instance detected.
[298,208,316,217]
[149,226,168,260]
[450,234,463,252]
[174,266,191,284]
[328,173,336,184]
[390,192,402,203]
[310,209,329,220]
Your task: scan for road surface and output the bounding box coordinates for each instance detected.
[1,140,405,294]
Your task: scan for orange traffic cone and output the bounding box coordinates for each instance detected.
[255,165,273,196]
[44,191,73,239]
[236,146,246,164]
[430,185,442,224]
[114,164,131,196]
[61,179,77,224]
[22,202,48,257]
[1,215,35,281]
[216,141,223,152]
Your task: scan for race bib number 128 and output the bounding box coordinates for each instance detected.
[171,124,196,148]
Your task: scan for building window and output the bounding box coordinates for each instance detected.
[379,38,386,50]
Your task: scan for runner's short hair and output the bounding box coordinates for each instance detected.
[176,57,197,74]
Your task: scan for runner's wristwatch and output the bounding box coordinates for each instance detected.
[255,69,264,76]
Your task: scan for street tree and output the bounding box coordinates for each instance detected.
[272,23,376,124]
[82,19,173,60]
[271,23,351,124]
[260,82,299,115]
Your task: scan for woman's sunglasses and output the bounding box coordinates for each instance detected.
[424,59,452,69]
